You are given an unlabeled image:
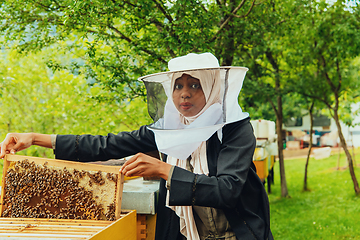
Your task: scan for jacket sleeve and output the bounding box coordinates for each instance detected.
[168,118,256,209]
[54,125,158,162]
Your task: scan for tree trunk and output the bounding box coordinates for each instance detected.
[215,0,235,67]
[266,50,288,198]
[333,109,360,194]
[218,26,235,66]
[276,115,288,197]
[304,101,314,191]
[276,87,288,197]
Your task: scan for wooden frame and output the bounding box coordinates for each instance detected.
[0,210,137,240]
[0,154,124,220]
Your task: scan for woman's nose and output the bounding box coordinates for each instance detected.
[181,87,191,98]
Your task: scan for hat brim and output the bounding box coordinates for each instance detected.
[138,66,249,83]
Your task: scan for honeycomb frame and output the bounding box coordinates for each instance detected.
[0,154,124,221]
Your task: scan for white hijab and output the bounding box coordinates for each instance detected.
[165,69,222,240]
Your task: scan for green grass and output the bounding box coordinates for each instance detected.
[269,149,360,239]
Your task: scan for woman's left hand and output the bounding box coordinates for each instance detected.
[120,153,172,180]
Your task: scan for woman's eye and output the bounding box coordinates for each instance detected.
[174,84,183,90]
[191,84,200,89]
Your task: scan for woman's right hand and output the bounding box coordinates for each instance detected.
[0,133,34,158]
[120,153,172,180]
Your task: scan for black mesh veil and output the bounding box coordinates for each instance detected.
[144,81,167,123]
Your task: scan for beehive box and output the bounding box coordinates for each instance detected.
[253,147,269,181]
[0,154,137,239]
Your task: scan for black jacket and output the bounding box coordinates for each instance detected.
[55,117,273,240]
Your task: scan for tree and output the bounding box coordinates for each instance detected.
[297,99,325,191]
[288,0,360,194]
[303,100,314,191]
[239,0,309,197]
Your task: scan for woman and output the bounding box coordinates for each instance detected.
[0,53,273,240]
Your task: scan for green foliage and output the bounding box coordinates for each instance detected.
[0,49,151,158]
[1,0,358,123]
[239,0,309,120]
[286,0,360,108]
[269,149,360,239]
[0,0,259,101]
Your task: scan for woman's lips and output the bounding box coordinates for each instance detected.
[180,102,192,110]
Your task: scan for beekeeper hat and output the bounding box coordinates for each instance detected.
[138,52,250,160]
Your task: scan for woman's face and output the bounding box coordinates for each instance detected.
[172,74,206,117]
